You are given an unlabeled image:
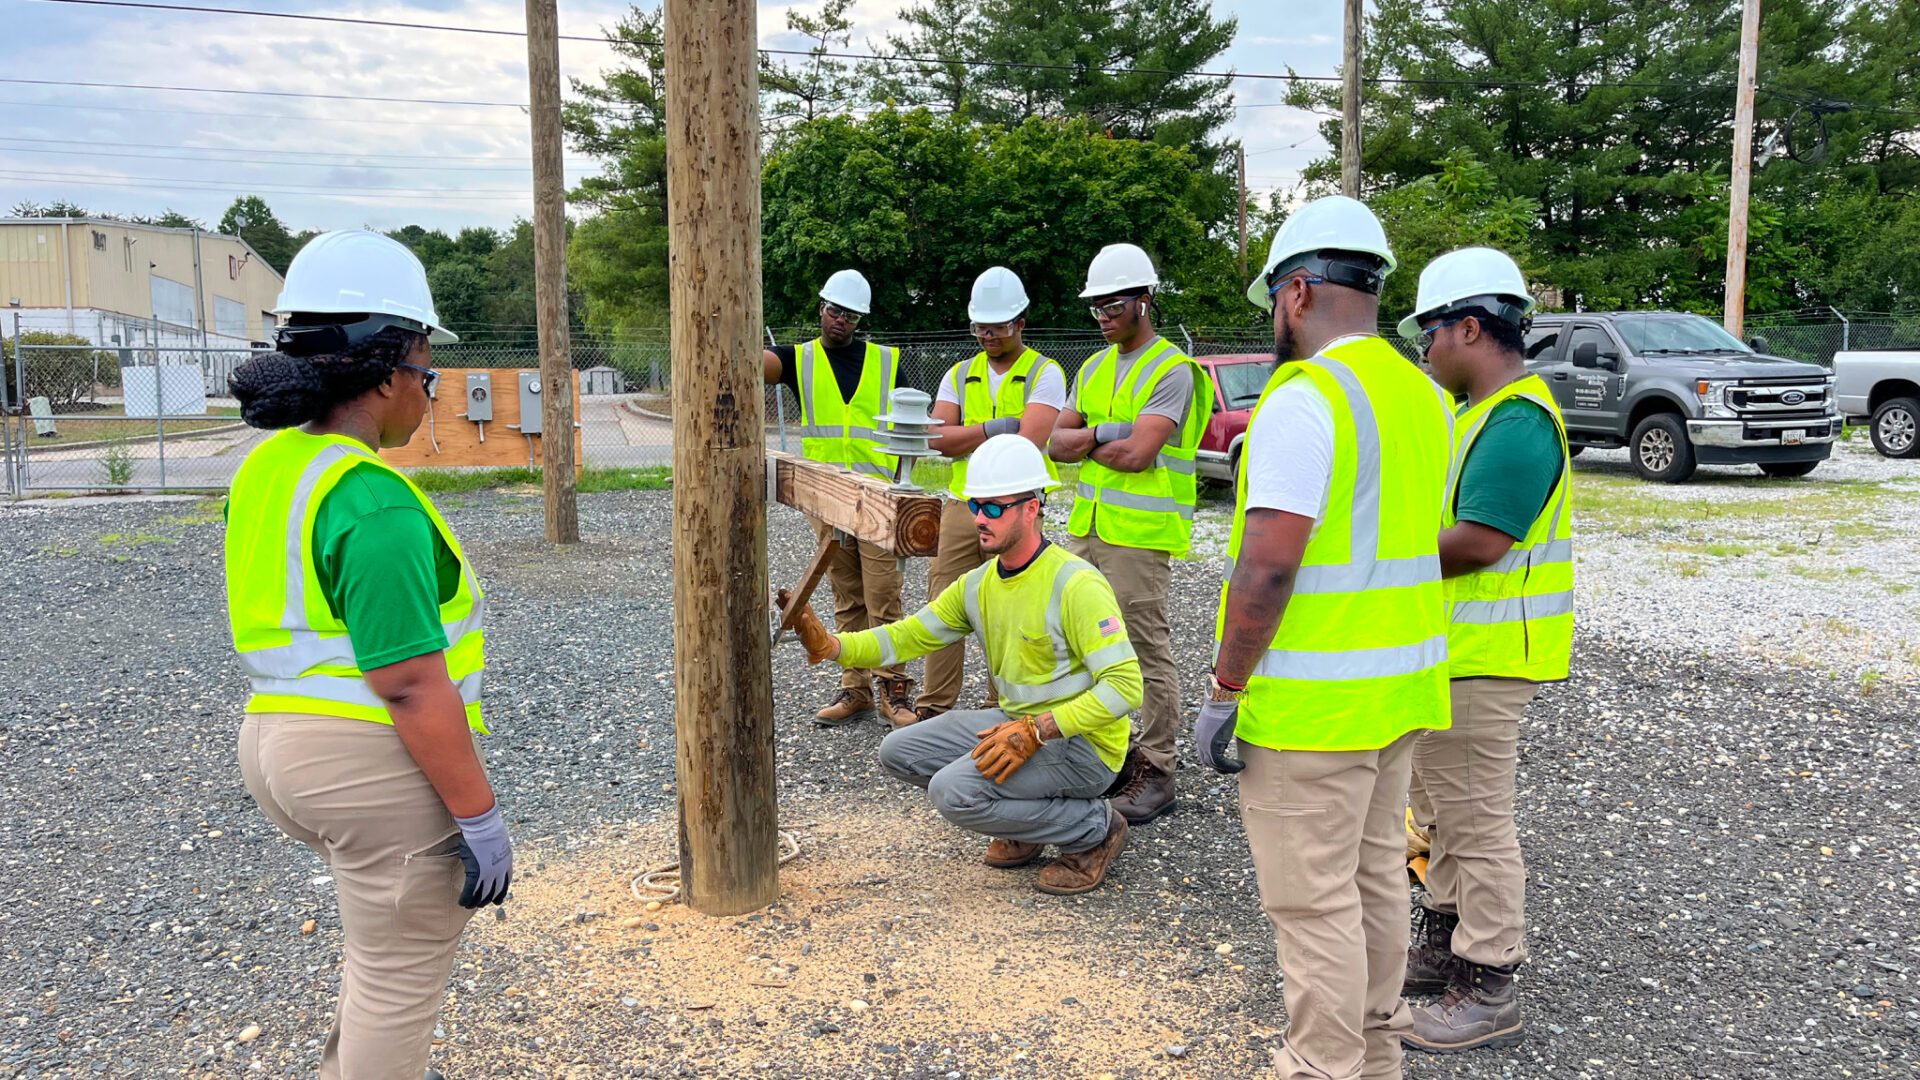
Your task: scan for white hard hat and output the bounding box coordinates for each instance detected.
[274,229,457,343]
[1397,247,1536,339]
[1246,195,1397,311]
[964,434,1059,500]
[819,268,873,315]
[968,266,1030,323]
[1079,243,1159,299]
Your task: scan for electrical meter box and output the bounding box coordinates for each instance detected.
[517,372,544,434]
[464,372,493,422]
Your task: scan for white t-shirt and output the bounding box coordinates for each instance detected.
[935,355,1068,412]
[1244,378,1335,525]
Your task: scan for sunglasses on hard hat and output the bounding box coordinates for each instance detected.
[967,496,1033,520]
[821,302,863,325]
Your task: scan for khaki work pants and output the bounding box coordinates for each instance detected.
[1240,735,1417,1080]
[1063,533,1178,774]
[1409,677,1538,966]
[917,499,998,712]
[814,517,908,694]
[238,712,478,1080]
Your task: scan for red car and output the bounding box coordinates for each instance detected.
[1195,352,1278,483]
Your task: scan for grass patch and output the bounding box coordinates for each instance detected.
[20,406,241,448]
[35,544,81,558]
[157,498,227,528]
[407,466,672,495]
[1660,540,1760,558]
[98,531,177,549]
[1788,565,1871,582]
[1858,669,1883,694]
[1819,616,1865,639]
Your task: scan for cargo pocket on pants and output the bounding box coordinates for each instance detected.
[395,835,475,944]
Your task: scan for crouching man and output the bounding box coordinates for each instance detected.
[784,435,1140,894]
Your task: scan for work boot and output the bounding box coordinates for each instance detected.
[1036,808,1128,895]
[983,838,1042,869]
[815,689,875,727]
[1109,751,1176,824]
[1404,903,1460,995]
[877,678,919,728]
[913,704,946,723]
[1404,961,1524,1054]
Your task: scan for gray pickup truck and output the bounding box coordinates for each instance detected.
[1522,311,1840,482]
[1832,349,1920,458]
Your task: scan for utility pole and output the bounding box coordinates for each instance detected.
[525,0,580,544]
[663,0,780,915]
[1236,146,1249,276]
[1341,0,1363,198]
[1723,0,1762,340]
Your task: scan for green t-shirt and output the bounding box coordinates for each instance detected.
[311,464,462,671]
[1454,398,1565,541]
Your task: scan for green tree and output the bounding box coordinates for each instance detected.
[762,0,868,140]
[1368,150,1542,318]
[218,196,298,275]
[149,210,206,230]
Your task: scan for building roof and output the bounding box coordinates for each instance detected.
[0,217,282,283]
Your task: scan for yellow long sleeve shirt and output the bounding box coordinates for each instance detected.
[838,542,1142,770]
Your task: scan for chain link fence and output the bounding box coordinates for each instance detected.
[1744,312,1920,368]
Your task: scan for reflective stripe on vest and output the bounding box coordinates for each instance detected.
[225,429,487,730]
[797,338,898,477]
[948,348,1063,498]
[958,556,1133,716]
[1214,336,1453,752]
[1066,338,1213,557]
[1443,378,1575,681]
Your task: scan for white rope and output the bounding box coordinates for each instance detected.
[630,830,801,904]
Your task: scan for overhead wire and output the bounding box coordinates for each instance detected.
[0,143,583,173]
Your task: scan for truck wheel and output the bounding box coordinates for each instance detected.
[1759,460,1819,478]
[1629,414,1696,482]
[1870,397,1919,458]
[1566,445,1585,458]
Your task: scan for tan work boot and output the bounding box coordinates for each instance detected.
[983,838,1042,868]
[815,688,875,727]
[1109,751,1176,825]
[1036,808,1128,895]
[1404,961,1524,1053]
[913,704,946,723]
[877,678,919,728]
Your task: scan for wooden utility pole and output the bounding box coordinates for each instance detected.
[1236,146,1249,276]
[525,0,579,544]
[1341,0,1363,198]
[664,0,780,916]
[1723,0,1762,339]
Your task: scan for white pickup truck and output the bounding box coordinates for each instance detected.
[1832,350,1920,458]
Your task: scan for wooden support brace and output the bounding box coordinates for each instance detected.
[772,533,837,646]
[768,450,942,558]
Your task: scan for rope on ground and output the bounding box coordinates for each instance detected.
[630,830,801,904]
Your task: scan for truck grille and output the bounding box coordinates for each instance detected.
[1729,382,1830,414]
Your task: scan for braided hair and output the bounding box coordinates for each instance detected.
[228,315,426,429]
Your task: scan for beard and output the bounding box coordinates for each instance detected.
[1273,308,1299,362]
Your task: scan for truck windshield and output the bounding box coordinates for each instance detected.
[1212,360,1277,409]
[1613,314,1754,356]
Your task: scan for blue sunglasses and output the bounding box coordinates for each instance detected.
[967,496,1033,519]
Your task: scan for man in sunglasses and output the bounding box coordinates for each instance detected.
[1397,247,1570,1054]
[915,266,1067,723]
[781,435,1140,895]
[1197,196,1454,1080]
[762,269,917,728]
[1048,243,1213,827]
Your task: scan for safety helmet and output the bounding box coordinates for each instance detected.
[964,434,1060,499]
[1396,247,1535,339]
[819,268,873,315]
[1079,243,1159,299]
[1246,195,1398,311]
[968,266,1030,324]
[273,229,457,344]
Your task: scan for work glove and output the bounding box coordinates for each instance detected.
[1093,421,1134,444]
[981,416,1021,438]
[453,803,513,908]
[775,589,839,664]
[1194,675,1246,774]
[972,714,1045,784]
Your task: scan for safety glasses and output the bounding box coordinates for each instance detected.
[1265,272,1327,299]
[821,302,863,326]
[971,320,1017,338]
[1416,315,1471,357]
[1087,298,1133,322]
[397,362,439,394]
[967,496,1033,520]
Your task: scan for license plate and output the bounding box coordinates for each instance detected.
[1782,429,1806,445]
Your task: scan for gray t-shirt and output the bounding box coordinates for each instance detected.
[1067,336,1194,429]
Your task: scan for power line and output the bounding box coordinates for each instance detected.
[0,76,529,109]
[0,169,530,200]
[0,135,590,165]
[0,143,587,173]
[0,97,535,129]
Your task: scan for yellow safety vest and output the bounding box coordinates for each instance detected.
[796,338,899,479]
[224,429,486,731]
[1444,374,1574,682]
[1067,338,1212,557]
[1215,336,1453,751]
[947,347,1063,498]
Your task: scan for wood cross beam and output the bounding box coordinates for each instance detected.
[768,450,944,640]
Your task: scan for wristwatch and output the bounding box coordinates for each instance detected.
[1208,672,1248,702]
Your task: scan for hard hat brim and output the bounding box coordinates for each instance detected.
[961,476,1061,499]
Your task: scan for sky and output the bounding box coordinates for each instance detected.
[0,0,1351,237]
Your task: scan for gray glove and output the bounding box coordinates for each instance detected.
[1094,421,1134,444]
[981,416,1021,438]
[453,803,513,907]
[1194,683,1245,774]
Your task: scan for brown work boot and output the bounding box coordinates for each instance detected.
[1404,904,1460,995]
[983,838,1042,869]
[877,678,919,728]
[913,704,946,723]
[1109,752,1176,825]
[814,688,875,727]
[1036,808,1128,895]
[1404,961,1524,1054]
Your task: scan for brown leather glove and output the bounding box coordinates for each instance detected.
[971,714,1045,784]
[776,589,839,665]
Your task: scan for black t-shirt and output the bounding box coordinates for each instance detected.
[774,338,872,405]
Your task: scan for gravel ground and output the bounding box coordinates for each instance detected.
[1,481,1916,1078]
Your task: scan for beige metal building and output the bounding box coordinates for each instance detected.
[0,217,284,347]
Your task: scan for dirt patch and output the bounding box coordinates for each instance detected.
[443,792,1275,1078]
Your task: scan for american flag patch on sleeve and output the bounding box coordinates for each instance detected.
[1097,615,1122,638]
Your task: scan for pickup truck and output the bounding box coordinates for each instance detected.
[1523,311,1840,482]
[1194,352,1277,482]
[1832,349,1920,458]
